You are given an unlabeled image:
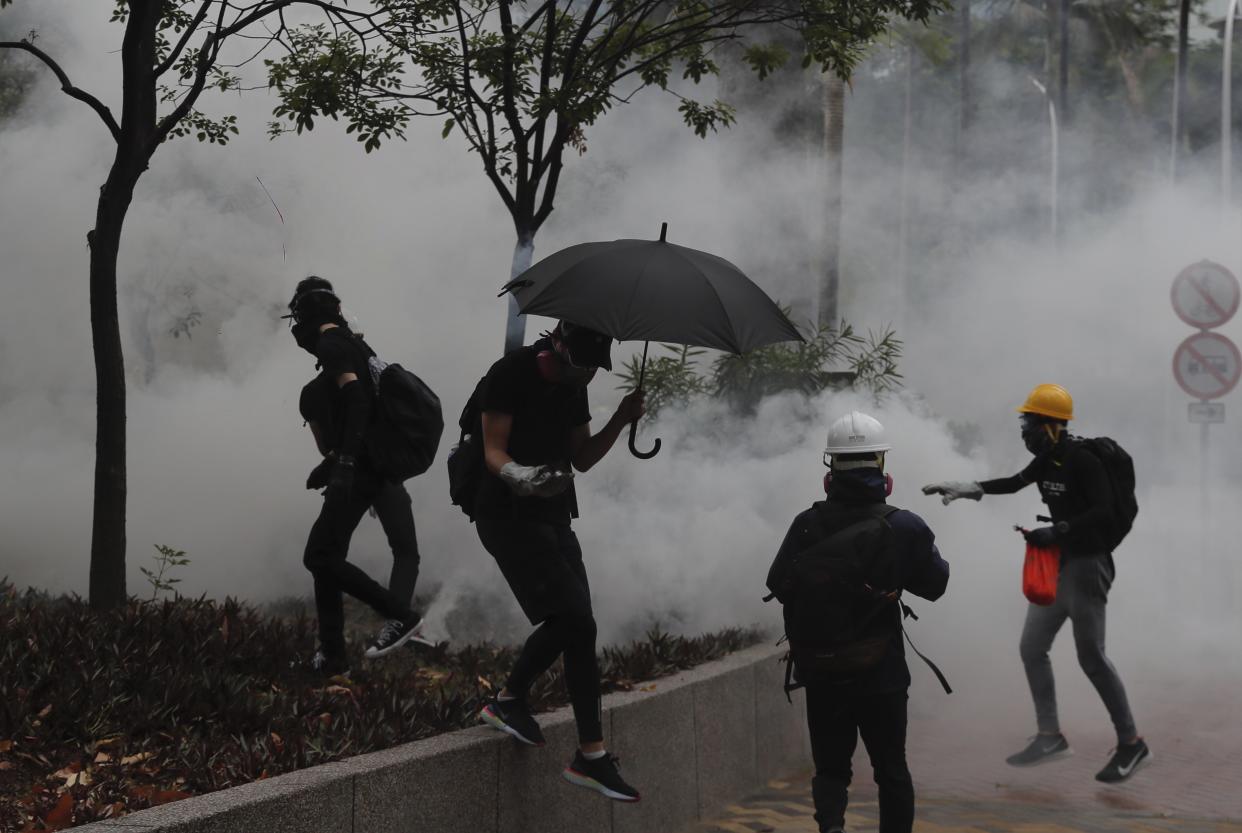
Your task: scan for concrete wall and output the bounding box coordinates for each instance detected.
[72,644,808,833]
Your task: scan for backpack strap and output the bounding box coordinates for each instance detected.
[899,602,952,694]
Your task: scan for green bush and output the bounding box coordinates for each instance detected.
[0,581,761,830]
[617,317,903,418]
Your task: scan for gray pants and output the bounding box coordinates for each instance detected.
[1019,555,1137,743]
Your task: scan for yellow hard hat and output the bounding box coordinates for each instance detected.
[1017,383,1073,421]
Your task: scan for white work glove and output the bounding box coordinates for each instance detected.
[499,462,574,498]
[921,481,983,505]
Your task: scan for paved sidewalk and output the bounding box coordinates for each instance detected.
[690,775,1242,833]
[689,669,1242,833]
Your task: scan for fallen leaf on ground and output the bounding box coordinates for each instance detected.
[93,752,112,764]
[0,739,12,752]
[42,792,74,831]
[36,705,52,719]
[323,685,351,696]
[120,751,154,766]
[0,761,13,771]
[639,684,658,692]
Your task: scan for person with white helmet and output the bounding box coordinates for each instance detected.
[923,384,1149,783]
[766,411,949,833]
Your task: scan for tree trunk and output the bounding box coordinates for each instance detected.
[1172,0,1190,179]
[88,166,139,610]
[503,232,535,354]
[897,43,914,331]
[958,0,972,160]
[88,3,159,609]
[819,74,845,328]
[1059,0,1070,122]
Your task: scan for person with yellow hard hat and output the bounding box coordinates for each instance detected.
[922,385,1150,783]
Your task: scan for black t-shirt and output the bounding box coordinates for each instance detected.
[474,339,592,525]
[297,328,375,454]
[981,438,1115,558]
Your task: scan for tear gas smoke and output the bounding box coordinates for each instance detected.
[2,5,1240,749]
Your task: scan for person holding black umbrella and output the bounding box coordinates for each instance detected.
[476,320,645,802]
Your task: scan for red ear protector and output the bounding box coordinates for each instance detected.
[823,470,894,496]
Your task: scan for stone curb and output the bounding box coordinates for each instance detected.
[71,643,807,833]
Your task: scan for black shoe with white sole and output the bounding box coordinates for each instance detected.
[562,751,640,802]
[479,697,546,747]
[1095,738,1151,783]
[1006,733,1072,767]
[364,616,424,659]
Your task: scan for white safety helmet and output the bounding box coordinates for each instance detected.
[824,411,891,468]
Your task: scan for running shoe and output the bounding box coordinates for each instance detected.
[1095,738,1151,783]
[1005,733,1072,767]
[300,648,350,679]
[364,615,424,659]
[562,751,640,802]
[479,697,546,747]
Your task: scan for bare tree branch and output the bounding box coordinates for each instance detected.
[0,39,120,141]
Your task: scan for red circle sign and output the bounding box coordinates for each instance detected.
[1173,332,1242,400]
[1171,260,1240,329]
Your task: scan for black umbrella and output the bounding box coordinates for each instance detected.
[502,223,803,459]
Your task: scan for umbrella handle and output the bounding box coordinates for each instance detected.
[628,420,661,459]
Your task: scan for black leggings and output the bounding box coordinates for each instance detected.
[476,518,602,744]
[371,481,420,607]
[303,469,413,658]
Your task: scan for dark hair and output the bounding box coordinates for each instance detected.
[287,276,340,322]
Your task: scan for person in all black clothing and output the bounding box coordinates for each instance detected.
[474,321,644,802]
[768,411,949,833]
[301,370,429,658]
[286,277,424,676]
[923,383,1150,782]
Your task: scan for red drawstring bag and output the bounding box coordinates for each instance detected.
[1022,543,1060,606]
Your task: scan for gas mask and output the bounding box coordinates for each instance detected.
[1020,414,1063,455]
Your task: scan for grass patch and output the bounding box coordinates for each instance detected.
[0,581,761,831]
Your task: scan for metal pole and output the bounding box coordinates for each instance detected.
[1030,77,1059,244]
[1225,0,1239,207]
[1200,418,1210,598]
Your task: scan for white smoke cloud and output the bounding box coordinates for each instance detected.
[2,2,1241,749]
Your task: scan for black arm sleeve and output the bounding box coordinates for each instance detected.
[766,511,812,603]
[338,379,372,459]
[980,458,1039,495]
[891,511,950,602]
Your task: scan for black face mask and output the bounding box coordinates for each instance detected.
[291,321,321,354]
[1021,415,1058,455]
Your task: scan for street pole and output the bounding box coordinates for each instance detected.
[1030,77,1059,244]
[1224,0,1239,206]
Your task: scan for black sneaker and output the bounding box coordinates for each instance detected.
[562,751,640,802]
[1005,733,1072,766]
[364,616,424,659]
[479,697,546,747]
[303,648,350,678]
[1095,738,1152,783]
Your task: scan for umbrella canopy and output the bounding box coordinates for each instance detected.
[503,225,803,354]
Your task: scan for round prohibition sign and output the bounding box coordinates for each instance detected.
[1173,332,1242,400]
[1171,260,1240,330]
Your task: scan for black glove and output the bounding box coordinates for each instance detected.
[306,458,333,491]
[1023,526,1058,548]
[325,455,356,503]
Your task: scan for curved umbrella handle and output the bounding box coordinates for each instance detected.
[628,420,661,459]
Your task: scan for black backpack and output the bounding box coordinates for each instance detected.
[1077,437,1138,552]
[769,503,903,686]
[363,356,444,482]
[446,377,487,520]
